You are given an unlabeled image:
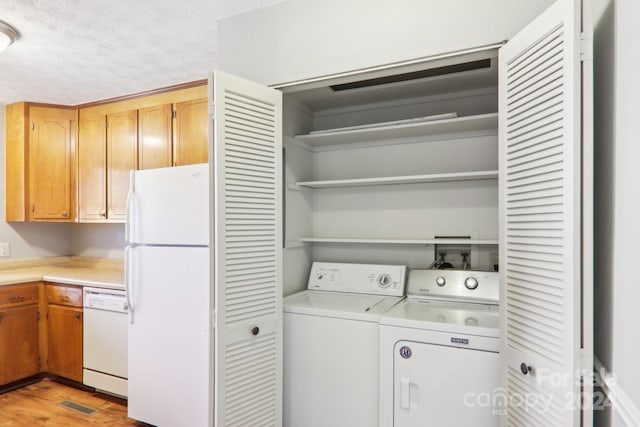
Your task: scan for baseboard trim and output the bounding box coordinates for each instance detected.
[595,357,640,426]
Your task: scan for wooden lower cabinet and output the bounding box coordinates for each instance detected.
[0,282,86,386]
[0,282,41,386]
[46,284,83,383]
[47,305,83,382]
[0,305,40,385]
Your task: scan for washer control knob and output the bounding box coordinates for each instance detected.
[435,276,446,287]
[464,277,479,290]
[377,273,392,288]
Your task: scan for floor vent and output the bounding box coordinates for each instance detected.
[59,400,97,416]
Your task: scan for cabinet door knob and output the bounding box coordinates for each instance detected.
[74,313,81,320]
[520,362,532,375]
[61,211,68,218]
[251,326,260,336]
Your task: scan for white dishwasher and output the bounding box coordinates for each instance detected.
[83,287,128,398]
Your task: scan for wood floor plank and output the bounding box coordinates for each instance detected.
[0,379,148,426]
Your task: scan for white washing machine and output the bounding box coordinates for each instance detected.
[284,262,407,427]
[379,269,501,427]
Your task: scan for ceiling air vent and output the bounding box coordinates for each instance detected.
[330,59,492,92]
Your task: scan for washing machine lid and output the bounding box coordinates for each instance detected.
[284,290,403,322]
[379,298,499,338]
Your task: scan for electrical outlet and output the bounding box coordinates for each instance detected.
[0,242,10,257]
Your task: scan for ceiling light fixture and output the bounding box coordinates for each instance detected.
[0,21,18,53]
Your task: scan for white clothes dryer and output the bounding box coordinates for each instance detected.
[379,269,501,427]
[284,262,407,427]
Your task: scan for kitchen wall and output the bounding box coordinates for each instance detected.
[70,224,125,259]
[593,0,640,425]
[0,105,72,259]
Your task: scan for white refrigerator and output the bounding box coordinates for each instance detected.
[125,163,211,426]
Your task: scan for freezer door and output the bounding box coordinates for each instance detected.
[127,163,209,246]
[127,245,211,427]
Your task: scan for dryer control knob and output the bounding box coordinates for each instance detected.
[377,273,392,288]
[435,276,446,287]
[465,277,479,290]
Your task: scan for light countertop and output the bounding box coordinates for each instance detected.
[0,257,124,290]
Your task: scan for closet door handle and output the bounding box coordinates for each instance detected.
[520,362,532,375]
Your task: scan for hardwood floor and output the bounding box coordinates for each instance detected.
[0,379,148,426]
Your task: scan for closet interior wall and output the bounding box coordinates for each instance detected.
[282,50,500,296]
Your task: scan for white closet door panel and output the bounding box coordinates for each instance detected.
[499,1,586,425]
[211,70,283,427]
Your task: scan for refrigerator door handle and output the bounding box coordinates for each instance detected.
[125,170,135,245]
[125,245,135,324]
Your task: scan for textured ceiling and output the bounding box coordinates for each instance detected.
[0,0,285,106]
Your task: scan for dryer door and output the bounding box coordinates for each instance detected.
[392,339,500,426]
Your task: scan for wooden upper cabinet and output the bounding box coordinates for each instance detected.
[5,103,76,222]
[5,103,29,222]
[28,106,76,222]
[77,110,137,222]
[107,110,138,220]
[5,86,207,222]
[78,116,107,221]
[29,107,75,221]
[174,98,209,166]
[138,104,173,169]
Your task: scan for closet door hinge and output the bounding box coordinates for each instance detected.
[580,32,593,62]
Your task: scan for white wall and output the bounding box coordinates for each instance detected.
[593,0,640,425]
[218,0,554,86]
[0,105,72,259]
[70,224,125,259]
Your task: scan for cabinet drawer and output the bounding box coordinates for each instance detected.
[0,283,39,309]
[46,284,83,307]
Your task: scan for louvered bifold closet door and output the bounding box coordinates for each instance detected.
[211,71,283,427]
[499,1,585,426]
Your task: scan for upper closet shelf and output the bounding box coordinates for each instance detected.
[296,170,498,189]
[295,113,498,148]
